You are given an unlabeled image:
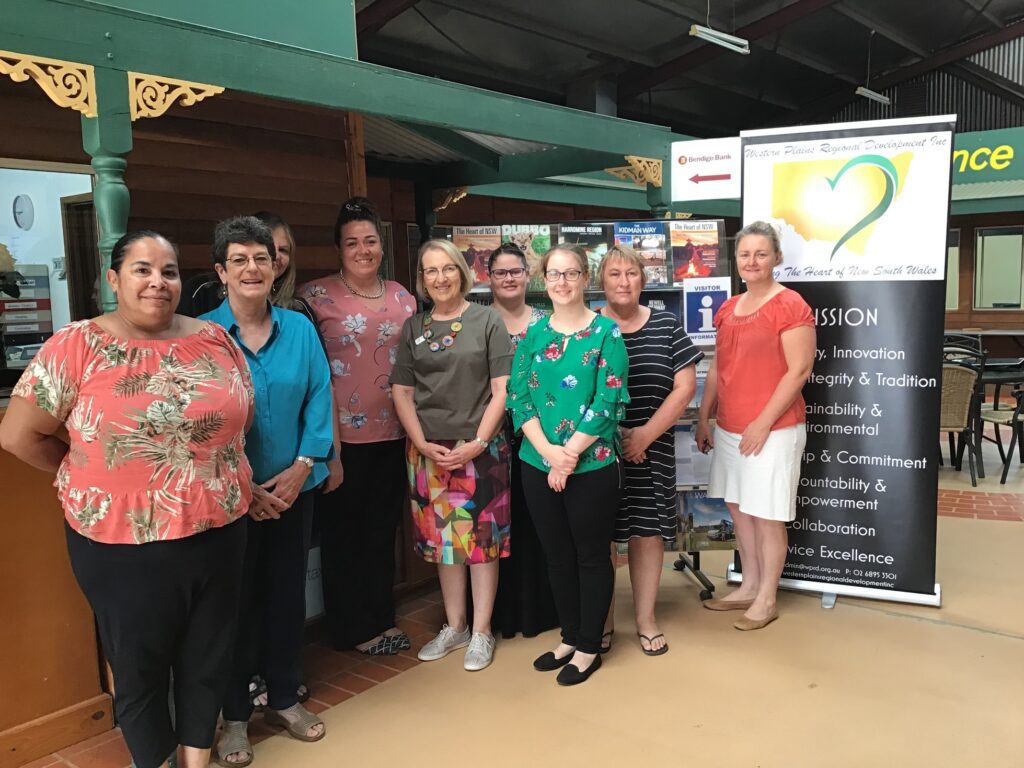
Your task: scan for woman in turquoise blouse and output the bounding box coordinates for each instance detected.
[201,216,334,765]
[507,244,629,686]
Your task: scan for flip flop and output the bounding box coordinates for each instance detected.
[599,629,614,654]
[263,703,326,743]
[637,633,669,656]
[216,720,253,767]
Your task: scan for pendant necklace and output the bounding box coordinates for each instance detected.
[339,271,385,299]
[422,303,465,352]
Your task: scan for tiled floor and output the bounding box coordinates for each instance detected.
[25,437,1024,767]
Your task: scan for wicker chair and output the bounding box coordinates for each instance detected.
[940,362,979,486]
[980,387,1024,484]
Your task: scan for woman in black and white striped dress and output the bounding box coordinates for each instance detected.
[599,245,702,656]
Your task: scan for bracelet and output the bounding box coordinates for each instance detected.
[295,455,314,469]
[473,437,489,449]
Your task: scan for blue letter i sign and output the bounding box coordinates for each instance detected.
[684,283,729,343]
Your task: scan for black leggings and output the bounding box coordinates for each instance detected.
[521,462,621,654]
[319,439,406,649]
[65,520,246,768]
[222,490,315,720]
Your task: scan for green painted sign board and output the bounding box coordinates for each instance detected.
[952,128,1023,185]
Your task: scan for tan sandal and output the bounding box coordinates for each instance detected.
[216,720,253,767]
[263,703,326,743]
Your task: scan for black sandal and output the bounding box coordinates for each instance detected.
[599,629,614,654]
[638,632,669,656]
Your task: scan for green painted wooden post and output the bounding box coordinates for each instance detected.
[81,68,133,312]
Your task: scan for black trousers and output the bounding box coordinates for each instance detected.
[222,490,315,720]
[65,520,246,768]
[319,439,406,649]
[521,462,621,654]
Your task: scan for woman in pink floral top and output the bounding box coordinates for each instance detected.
[0,231,253,768]
[300,198,415,656]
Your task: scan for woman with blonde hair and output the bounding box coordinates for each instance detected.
[391,239,513,672]
[598,245,701,655]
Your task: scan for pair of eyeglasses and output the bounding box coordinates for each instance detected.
[226,254,273,269]
[544,269,584,283]
[489,268,526,279]
[421,264,460,280]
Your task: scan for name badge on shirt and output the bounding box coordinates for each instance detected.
[414,334,426,345]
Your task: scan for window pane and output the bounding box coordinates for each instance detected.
[974,227,1024,310]
[946,230,959,311]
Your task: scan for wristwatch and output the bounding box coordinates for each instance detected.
[473,437,489,449]
[295,456,315,469]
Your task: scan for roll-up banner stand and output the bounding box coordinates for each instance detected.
[734,115,956,607]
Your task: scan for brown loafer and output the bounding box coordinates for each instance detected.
[733,610,779,631]
[702,598,754,611]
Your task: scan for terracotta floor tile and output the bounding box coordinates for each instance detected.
[60,735,131,768]
[323,671,377,695]
[303,646,361,681]
[308,681,356,705]
[397,617,437,636]
[404,604,447,625]
[348,661,401,683]
[395,596,434,616]
[303,699,330,715]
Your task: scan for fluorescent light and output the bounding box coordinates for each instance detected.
[855,86,891,105]
[689,24,750,55]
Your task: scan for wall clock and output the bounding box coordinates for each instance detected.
[13,194,34,231]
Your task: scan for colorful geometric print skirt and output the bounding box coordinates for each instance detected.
[406,434,512,565]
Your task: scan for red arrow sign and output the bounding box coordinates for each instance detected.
[690,173,732,183]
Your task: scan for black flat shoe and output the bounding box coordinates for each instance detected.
[533,650,575,672]
[556,653,602,686]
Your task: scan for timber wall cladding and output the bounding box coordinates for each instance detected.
[126,91,348,274]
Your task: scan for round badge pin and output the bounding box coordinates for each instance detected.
[423,329,434,339]
[450,321,463,332]
[429,341,441,352]
[442,335,454,347]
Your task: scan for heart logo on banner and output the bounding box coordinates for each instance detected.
[825,154,900,260]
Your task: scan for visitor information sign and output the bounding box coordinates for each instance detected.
[739,115,955,605]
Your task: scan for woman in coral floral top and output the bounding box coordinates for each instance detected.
[0,231,253,768]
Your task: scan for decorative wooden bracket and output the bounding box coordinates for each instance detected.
[604,155,663,187]
[433,187,469,212]
[0,50,96,116]
[128,72,224,120]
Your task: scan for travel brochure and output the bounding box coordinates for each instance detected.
[451,219,725,294]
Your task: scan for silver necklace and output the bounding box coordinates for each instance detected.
[339,271,384,299]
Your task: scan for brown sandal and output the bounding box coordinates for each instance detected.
[263,703,326,743]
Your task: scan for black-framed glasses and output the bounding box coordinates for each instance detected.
[544,268,584,283]
[490,267,527,279]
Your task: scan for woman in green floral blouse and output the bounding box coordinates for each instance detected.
[507,244,629,686]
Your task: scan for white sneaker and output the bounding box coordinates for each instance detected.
[417,624,471,661]
[463,632,496,671]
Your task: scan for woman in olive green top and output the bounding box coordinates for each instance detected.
[507,244,629,686]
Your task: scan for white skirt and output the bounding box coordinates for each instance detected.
[707,424,807,522]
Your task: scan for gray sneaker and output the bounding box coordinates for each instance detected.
[417,624,471,661]
[463,632,496,671]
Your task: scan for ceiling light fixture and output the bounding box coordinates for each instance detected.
[855,86,891,105]
[689,24,751,55]
[855,30,890,106]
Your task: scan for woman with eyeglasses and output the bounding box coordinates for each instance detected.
[391,239,513,672]
[201,216,334,765]
[300,199,416,658]
[483,244,559,639]
[507,244,629,686]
